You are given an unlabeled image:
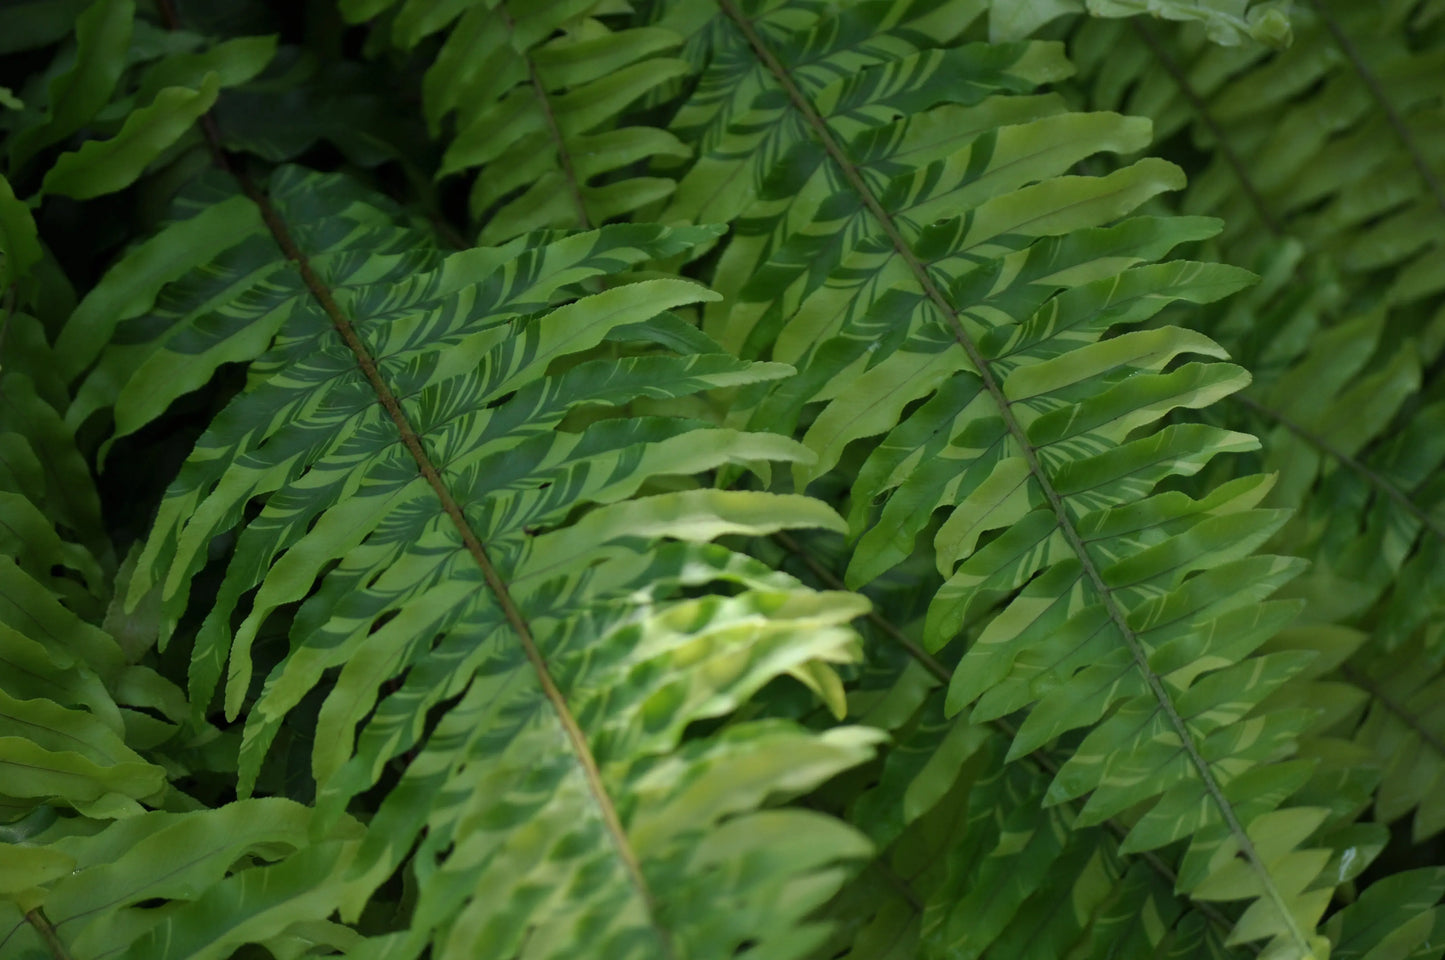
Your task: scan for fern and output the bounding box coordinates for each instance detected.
[3,0,1445,957]
[1064,0,1445,852]
[339,0,694,243]
[650,2,1346,955]
[35,152,887,954]
[987,0,1294,47]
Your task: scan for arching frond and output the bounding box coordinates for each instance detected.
[4,0,274,201]
[8,0,1445,956]
[660,3,1339,955]
[988,0,1293,47]
[0,800,365,960]
[78,163,889,958]
[341,0,694,243]
[1064,0,1445,844]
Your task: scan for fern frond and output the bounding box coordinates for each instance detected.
[1,156,365,958]
[0,314,180,825]
[342,0,694,243]
[847,744,1242,959]
[1,800,363,959]
[814,666,1252,959]
[11,0,1444,955]
[92,164,890,958]
[4,0,274,201]
[1322,867,1445,959]
[765,527,1270,959]
[1063,0,1445,844]
[664,4,1340,955]
[657,0,991,232]
[1339,633,1445,843]
[988,0,1293,48]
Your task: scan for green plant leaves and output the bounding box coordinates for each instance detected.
[0,174,39,293]
[81,164,887,959]
[988,0,1293,46]
[0,800,362,959]
[42,74,221,198]
[343,0,694,241]
[653,1,1348,955]
[10,0,1445,957]
[33,29,278,198]
[6,0,134,172]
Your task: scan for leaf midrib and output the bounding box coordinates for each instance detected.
[237,175,675,953]
[719,3,1310,951]
[499,1,592,230]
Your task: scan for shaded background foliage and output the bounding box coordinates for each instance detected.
[1,0,1444,958]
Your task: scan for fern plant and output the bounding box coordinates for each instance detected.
[1064,0,1445,871]
[1,0,1443,958]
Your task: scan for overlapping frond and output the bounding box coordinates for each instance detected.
[1066,0,1445,842]
[659,2,1348,955]
[0,313,177,822]
[1,801,364,960]
[987,0,1293,47]
[340,0,694,243]
[90,163,890,958]
[0,313,277,957]
[3,0,274,202]
[809,644,1250,959]
[8,0,1445,956]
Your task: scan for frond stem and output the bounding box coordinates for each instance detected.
[153,2,667,944]
[25,909,71,960]
[1304,0,1445,219]
[239,172,672,956]
[1130,20,1281,235]
[1341,664,1445,759]
[500,2,592,230]
[1232,392,1445,543]
[720,2,1308,950]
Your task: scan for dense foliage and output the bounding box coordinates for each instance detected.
[1,0,1442,957]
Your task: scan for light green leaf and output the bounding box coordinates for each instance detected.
[41,74,221,199]
[6,0,134,170]
[133,34,277,106]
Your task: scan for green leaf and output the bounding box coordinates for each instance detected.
[990,0,1293,45]
[0,173,40,294]
[41,74,221,200]
[132,33,277,106]
[85,167,886,960]
[55,192,266,382]
[989,0,1083,41]
[6,0,134,171]
[663,5,1323,955]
